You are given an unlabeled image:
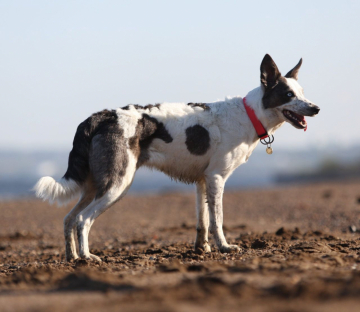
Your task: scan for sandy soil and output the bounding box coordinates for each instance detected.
[0,180,359,311]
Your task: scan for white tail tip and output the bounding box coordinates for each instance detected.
[33,176,80,206]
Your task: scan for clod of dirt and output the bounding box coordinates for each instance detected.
[251,239,269,249]
[239,240,251,249]
[312,230,323,236]
[276,227,302,237]
[276,227,287,235]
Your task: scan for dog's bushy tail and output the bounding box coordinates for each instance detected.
[34,118,92,206]
[34,110,116,205]
[33,177,80,206]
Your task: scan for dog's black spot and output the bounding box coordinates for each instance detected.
[129,114,173,166]
[262,77,293,109]
[122,104,161,111]
[185,125,210,156]
[122,104,143,110]
[144,103,161,110]
[187,103,210,111]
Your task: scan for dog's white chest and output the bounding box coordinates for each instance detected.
[232,143,257,168]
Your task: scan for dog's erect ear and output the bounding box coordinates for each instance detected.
[260,54,281,89]
[285,58,302,80]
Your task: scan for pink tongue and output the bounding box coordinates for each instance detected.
[304,117,307,132]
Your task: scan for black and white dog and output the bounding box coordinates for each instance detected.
[34,54,320,262]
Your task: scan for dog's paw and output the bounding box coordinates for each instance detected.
[66,256,79,263]
[195,241,212,254]
[65,252,79,263]
[219,244,241,253]
[88,253,102,263]
[78,253,102,263]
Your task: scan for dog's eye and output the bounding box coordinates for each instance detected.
[287,92,294,97]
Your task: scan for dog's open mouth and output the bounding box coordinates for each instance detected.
[283,109,307,130]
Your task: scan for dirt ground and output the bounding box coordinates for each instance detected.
[0,181,359,311]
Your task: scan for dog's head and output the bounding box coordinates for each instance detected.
[260,54,320,130]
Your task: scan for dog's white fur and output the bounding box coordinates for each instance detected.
[34,55,319,262]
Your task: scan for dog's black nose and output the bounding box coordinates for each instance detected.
[312,105,320,114]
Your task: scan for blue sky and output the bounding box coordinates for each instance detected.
[0,1,359,151]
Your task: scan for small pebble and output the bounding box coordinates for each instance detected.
[349,225,357,233]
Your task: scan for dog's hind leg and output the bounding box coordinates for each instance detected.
[194,180,211,253]
[63,182,95,262]
[75,178,134,261]
[75,150,137,262]
[205,174,240,253]
[63,195,92,262]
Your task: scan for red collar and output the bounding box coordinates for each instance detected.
[243,97,269,140]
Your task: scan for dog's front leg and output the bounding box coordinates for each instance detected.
[195,180,211,253]
[206,174,240,253]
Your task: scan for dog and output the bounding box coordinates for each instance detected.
[34,54,320,262]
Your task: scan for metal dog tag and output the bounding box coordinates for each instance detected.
[260,135,274,155]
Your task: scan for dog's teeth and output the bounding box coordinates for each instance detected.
[284,110,303,124]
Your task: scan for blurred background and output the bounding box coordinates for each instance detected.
[1,0,359,199]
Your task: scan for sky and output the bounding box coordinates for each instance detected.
[0,0,359,151]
